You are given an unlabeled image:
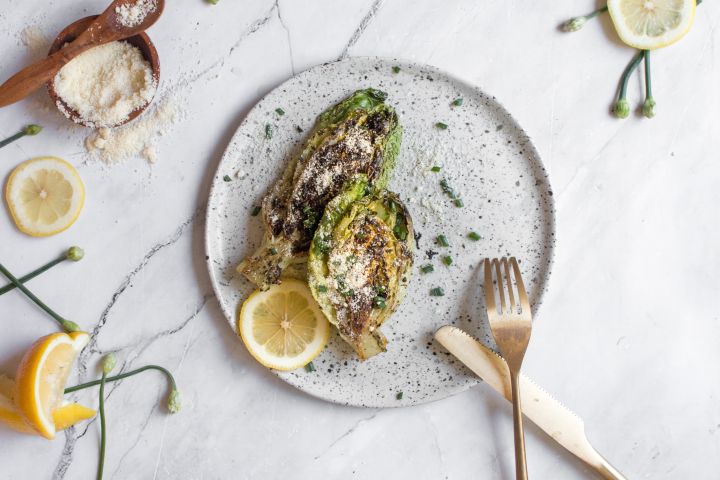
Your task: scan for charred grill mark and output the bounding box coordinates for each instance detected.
[332,215,394,339]
[279,109,396,251]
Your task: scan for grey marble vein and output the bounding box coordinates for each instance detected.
[180,2,278,89]
[109,402,159,479]
[76,207,203,382]
[338,0,385,60]
[275,0,296,75]
[313,411,379,460]
[53,208,203,479]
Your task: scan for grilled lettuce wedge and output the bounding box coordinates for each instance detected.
[238,89,402,290]
[307,175,414,360]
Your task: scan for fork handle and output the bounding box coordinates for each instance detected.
[510,371,529,480]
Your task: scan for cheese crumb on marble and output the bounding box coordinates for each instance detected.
[115,0,158,28]
[54,41,157,128]
[84,96,180,164]
[19,26,48,58]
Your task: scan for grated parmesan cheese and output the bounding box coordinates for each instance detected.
[54,41,157,128]
[115,0,158,28]
[84,95,180,164]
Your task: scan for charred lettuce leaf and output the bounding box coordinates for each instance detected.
[307,175,414,360]
[238,89,402,290]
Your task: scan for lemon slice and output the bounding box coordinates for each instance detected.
[238,279,330,371]
[608,0,696,50]
[5,156,85,237]
[14,332,89,439]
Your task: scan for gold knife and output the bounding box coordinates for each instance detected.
[435,326,627,480]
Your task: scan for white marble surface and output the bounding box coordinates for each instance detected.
[0,0,718,478]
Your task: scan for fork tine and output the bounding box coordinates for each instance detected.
[501,257,516,313]
[510,257,530,314]
[483,259,496,315]
[492,258,506,314]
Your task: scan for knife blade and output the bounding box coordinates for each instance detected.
[434,326,627,480]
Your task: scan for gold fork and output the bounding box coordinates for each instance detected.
[484,257,532,480]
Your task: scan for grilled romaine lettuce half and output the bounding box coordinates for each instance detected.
[307,176,414,360]
[238,88,402,290]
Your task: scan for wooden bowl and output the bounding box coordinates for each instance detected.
[47,15,160,128]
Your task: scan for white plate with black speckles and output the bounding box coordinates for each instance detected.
[205,57,555,408]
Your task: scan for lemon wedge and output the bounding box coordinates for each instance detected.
[14,332,89,439]
[238,279,330,371]
[0,374,95,435]
[608,0,696,50]
[5,156,85,237]
[0,374,35,434]
[52,402,96,431]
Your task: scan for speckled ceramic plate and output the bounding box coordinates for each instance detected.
[206,57,554,408]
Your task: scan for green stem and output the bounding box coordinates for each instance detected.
[0,255,65,296]
[64,365,177,393]
[0,262,75,330]
[643,50,652,100]
[0,131,26,149]
[586,5,608,19]
[618,51,644,101]
[97,372,107,480]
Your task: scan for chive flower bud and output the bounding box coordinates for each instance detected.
[561,16,588,32]
[167,388,181,413]
[613,99,630,119]
[642,98,656,118]
[66,246,85,262]
[560,6,608,32]
[102,353,117,375]
[22,124,42,136]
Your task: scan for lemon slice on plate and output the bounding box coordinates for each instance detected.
[608,0,696,50]
[238,279,330,371]
[14,332,89,439]
[5,156,85,237]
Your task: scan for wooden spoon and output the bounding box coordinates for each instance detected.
[0,0,165,108]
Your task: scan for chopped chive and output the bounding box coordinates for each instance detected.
[317,285,328,293]
[442,256,453,266]
[435,122,448,130]
[223,175,231,182]
[396,391,403,400]
[420,264,434,274]
[265,124,273,139]
[305,362,316,372]
[454,198,464,208]
[430,166,441,172]
[430,287,445,297]
[436,235,449,247]
[373,296,387,309]
[269,247,278,255]
[440,179,457,199]
[275,108,285,116]
[451,98,463,107]
[392,66,401,74]
[468,232,481,241]
[250,205,261,216]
